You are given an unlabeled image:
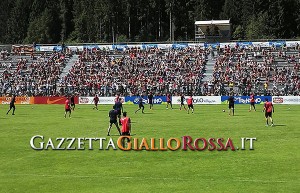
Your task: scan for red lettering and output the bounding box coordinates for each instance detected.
[217,138,225,151]
[194,138,207,151]
[208,138,216,151]
[224,138,235,151]
[182,136,194,150]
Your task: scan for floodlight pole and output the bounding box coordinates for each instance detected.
[169,2,172,42]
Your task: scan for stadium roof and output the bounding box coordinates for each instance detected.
[195,20,230,25]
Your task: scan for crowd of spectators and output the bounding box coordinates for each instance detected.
[209,44,300,96]
[0,43,299,97]
[0,52,66,96]
[60,47,208,96]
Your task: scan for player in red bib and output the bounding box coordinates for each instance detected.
[120,112,131,147]
[93,94,99,110]
[64,97,71,118]
[249,93,256,111]
[263,99,274,126]
[120,112,131,136]
[187,95,194,114]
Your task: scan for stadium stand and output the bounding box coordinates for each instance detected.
[0,51,68,96]
[0,43,299,97]
[210,44,300,96]
[59,47,207,96]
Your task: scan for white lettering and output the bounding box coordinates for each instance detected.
[45,138,55,150]
[56,138,66,150]
[78,138,85,150]
[106,138,116,150]
[30,135,44,150]
[66,138,76,150]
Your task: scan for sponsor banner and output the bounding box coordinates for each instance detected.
[172,43,188,49]
[173,96,221,105]
[157,44,172,49]
[204,43,220,49]
[33,97,78,104]
[67,46,84,51]
[237,42,253,48]
[142,44,158,49]
[221,96,272,104]
[83,45,99,50]
[124,96,167,104]
[53,46,63,51]
[12,45,34,52]
[38,46,56,52]
[112,44,128,51]
[187,43,204,48]
[268,41,286,47]
[0,97,32,105]
[34,42,300,53]
[220,42,236,48]
[272,96,300,105]
[252,42,270,47]
[79,97,116,105]
[285,41,300,48]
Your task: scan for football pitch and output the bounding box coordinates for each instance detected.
[0,104,299,193]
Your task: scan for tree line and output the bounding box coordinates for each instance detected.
[0,0,299,44]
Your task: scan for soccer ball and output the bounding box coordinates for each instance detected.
[222,109,225,112]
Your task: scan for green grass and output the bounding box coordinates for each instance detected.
[0,104,299,193]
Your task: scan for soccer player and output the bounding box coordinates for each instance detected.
[166,93,173,109]
[148,92,154,110]
[263,99,274,126]
[6,94,16,115]
[179,93,187,111]
[249,92,256,111]
[64,97,71,118]
[135,95,145,114]
[107,107,121,136]
[114,98,123,124]
[187,95,194,114]
[70,95,75,111]
[227,94,235,116]
[120,112,131,147]
[120,112,131,136]
[93,94,99,110]
[115,94,120,103]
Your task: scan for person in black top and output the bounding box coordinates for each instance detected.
[227,93,235,116]
[179,93,187,111]
[107,107,121,136]
[135,95,145,114]
[166,93,173,109]
[70,95,75,111]
[148,92,154,110]
[114,98,123,124]
[6,94,16,115]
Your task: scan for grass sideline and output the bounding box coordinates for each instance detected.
[0,104,299,193]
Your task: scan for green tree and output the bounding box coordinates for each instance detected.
[25,7,60,43]
[6,0,32,43]
[245,13,270,40]
[232,25,245,40]
[0,0,14,43]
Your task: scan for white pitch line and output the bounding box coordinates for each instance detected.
[0,173,291,183]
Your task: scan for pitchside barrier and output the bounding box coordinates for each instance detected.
[124,96,167,104]
[1,96,299,105]
[272,96,300,105]
[79,97,116,104]
[172,96,221,105]
[0,97,33,104]
[221,96,272,104]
